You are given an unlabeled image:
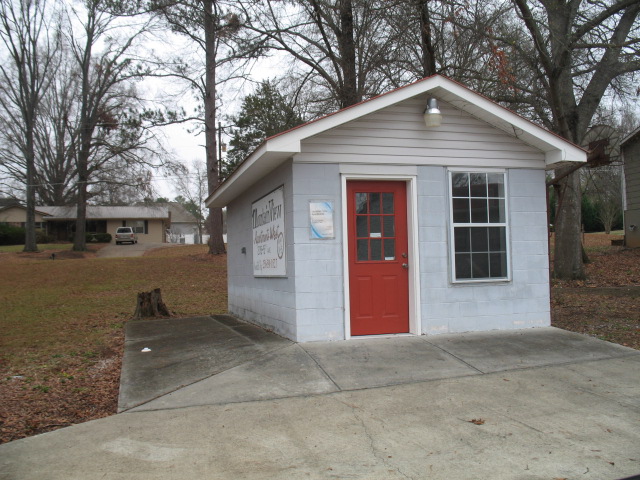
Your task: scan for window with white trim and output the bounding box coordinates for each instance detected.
[450,171,508,281]
[124,220,147,234]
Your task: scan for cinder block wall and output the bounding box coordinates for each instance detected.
[419,167,551,334]
[226,161,298,340]
[291,163,345,342]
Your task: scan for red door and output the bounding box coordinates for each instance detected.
[347,181,409,335]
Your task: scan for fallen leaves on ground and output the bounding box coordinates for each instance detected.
[468,418,486,425]
[0,245,226,444]
[552,234,640,350]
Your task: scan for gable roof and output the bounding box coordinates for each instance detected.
[207,75,586,208]
[38,205,169,220]
[0,203,51,217]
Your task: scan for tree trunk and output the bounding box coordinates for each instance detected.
[553,167,585,279]
[23,133,37,252]
[204,0,226,255]
[418,0,437,77]
[73,171,88,251]
[132,288,172,319]
[337,0,359,108]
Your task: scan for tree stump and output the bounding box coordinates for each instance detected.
[132,288,172,319]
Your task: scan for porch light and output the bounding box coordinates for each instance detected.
[423,98,442,128]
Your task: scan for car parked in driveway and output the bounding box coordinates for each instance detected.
[115,226,137,245]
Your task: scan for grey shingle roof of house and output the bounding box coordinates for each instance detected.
[37,206,169,220]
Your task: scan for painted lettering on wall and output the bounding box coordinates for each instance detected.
[252,186,286,276]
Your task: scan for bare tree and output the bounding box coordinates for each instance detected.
[589,166,624,234]
[66,0,158,251]
[243,0,403,113]
[171,159,207,242]
[0,0,60,251]
[146,0,261,254]
[495,0,640,279]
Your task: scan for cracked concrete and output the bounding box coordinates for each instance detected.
[1,316,639,479]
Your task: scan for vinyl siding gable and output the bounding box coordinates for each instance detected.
[296,97,545,169]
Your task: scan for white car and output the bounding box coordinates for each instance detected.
[115,227,137,245]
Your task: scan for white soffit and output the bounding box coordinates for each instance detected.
[207,75,586,208]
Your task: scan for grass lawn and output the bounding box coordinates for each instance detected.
[0,244,226,443]
[0,243,79,253]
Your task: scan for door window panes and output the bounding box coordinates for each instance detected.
[353,189,398,261]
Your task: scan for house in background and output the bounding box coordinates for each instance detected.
[38,205,170,243]
[0,200,50,229]
[622,126,640,247]
[154,202,203,244]
[206,75,586,342]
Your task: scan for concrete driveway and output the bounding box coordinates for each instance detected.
[96,242,179,258]
[1,317,639,480]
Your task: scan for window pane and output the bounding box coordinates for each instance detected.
[369,193,380,213]
[488,227,506,251]
[470,173,487,197]
[357,239,368,261]
[370,239,382,260]
[490,252,507,278]
[471,227,488,252]
[355,193,368,214]
[488,199,506,223]
[384,239,395,260]
[382,193,394,214]
[453,198,470,223]
[471,198,488,223]
[455,253,472,279]
[451,173,469,197]
[487,174,504,197]
[356,215,368,237]
[471,252,489,278]
[454,227,471,253]
[383,216,395,237]
[370,216,381,236]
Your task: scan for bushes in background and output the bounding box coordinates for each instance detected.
[0,224,25,245]
[0,225,56,245]
[86,232,112,243]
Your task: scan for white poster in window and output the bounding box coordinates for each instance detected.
[252,186,286,276]
[309,201,334,239]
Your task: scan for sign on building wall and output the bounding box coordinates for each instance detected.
[309,201,335,239]
[252,186,286,276]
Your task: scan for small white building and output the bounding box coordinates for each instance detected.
[206,75,586,342]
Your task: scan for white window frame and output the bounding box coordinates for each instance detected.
[125,220,147,234]
[448,168,511,284]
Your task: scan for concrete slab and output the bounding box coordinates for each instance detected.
[301,336,481,390]
[118,315,292,411]
[2,355,639,480]
[425,327,635,373]
[130,344,339,411]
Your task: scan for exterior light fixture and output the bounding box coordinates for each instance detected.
[423,98,442,128]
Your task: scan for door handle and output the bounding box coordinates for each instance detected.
[402,263,408,269]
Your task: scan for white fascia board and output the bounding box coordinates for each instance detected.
[207,75,587,206]
[206,145,295,207]
[433,81,586,166]
[206,80,433,207]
